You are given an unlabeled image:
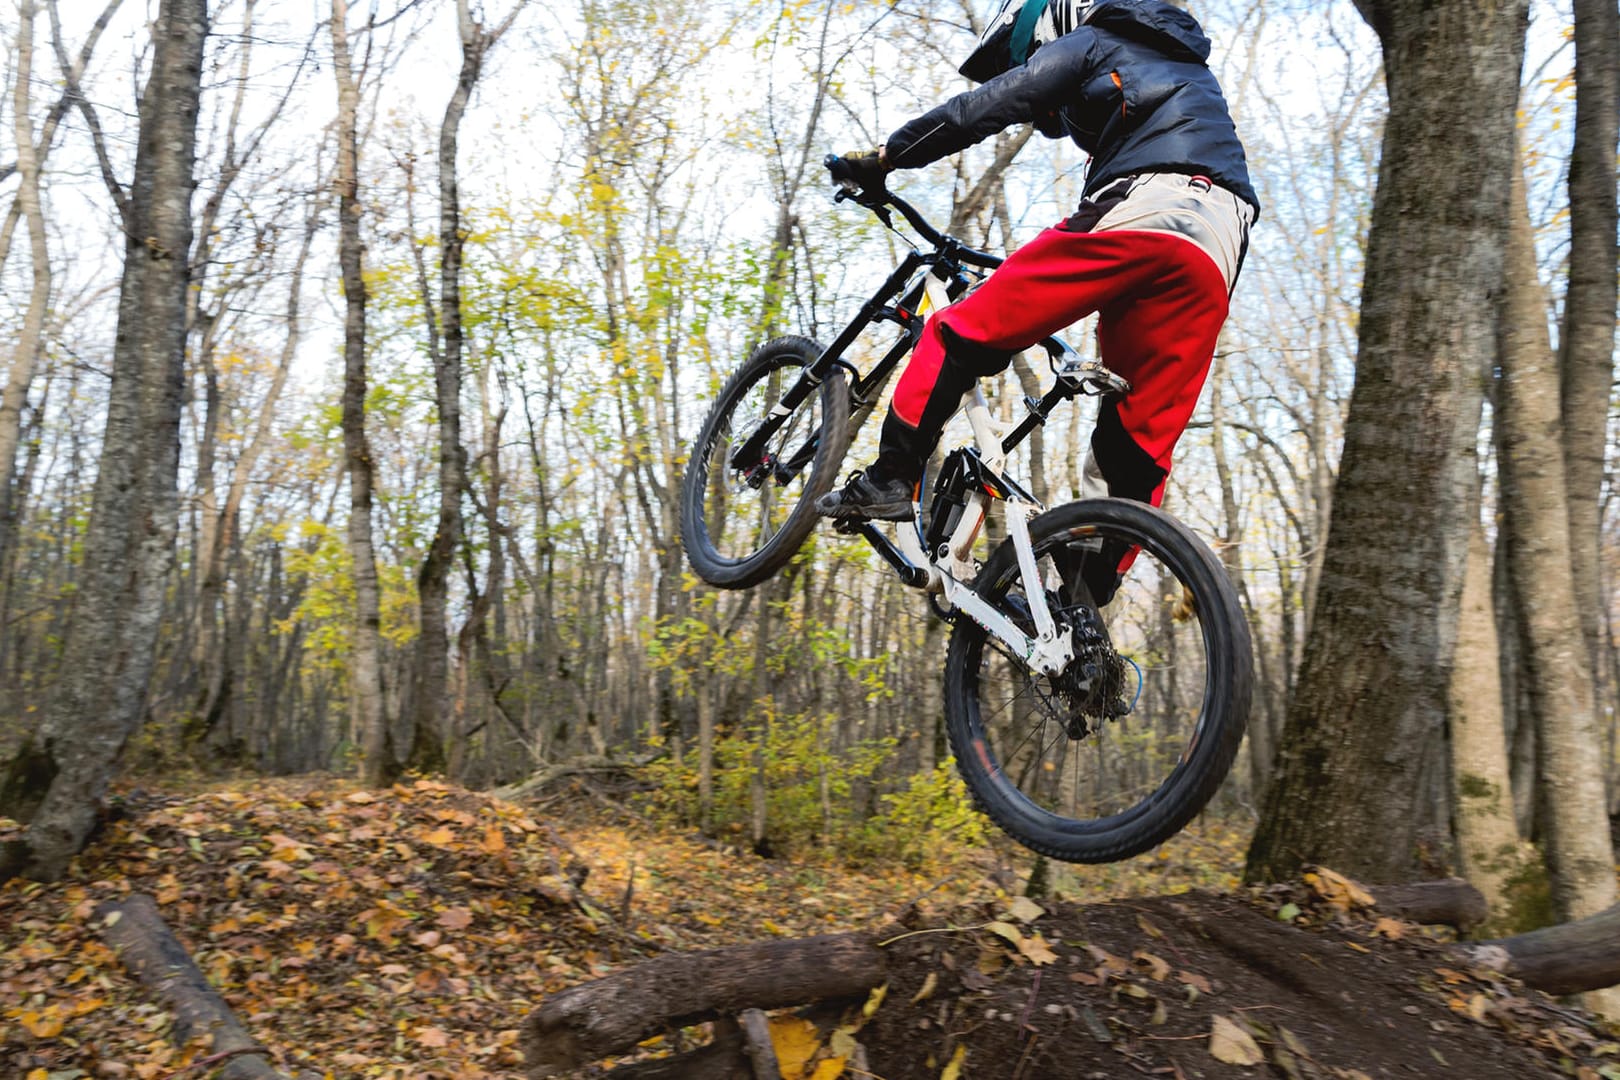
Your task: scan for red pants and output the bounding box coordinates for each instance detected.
[888,225,1231,507]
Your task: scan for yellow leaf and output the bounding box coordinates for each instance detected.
[422,827,456,847]
[1017,933,1057,966]
[767,1016,822,1079]
[861,982,888,1020]
[807,1058,846,1080]
[983,920,1024,947]
[940,1042,967,1080]
[1209,1015,1263,1066]
[480,826,506,854]
[1303,866,1375,911]
[1136,913,1165,939]
[1372,917,1406,940]
[910,971,938,1004]
[414,1025,450,1047]
[21,1011,64,1038]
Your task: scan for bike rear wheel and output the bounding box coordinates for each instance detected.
[944,498,1251,863]
[680,337,851,589]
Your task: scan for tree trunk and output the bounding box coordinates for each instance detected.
[330,0,393,787]
[1247,0,1527,885]
[411,0,501,775]
[1556,0,1618,703]
[521,933,885,1077]
[0,0,53,572]
[1210,375,1268,801]
[0,0,205,882]
[1449,520,1535,931]
[1495,140,1617,1013]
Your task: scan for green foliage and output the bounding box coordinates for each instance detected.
[640,704,898,860]
[639,705,987,870]
[855,761,988,869]
[277,521,418,680]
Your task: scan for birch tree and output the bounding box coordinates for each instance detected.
[0,0,208,882]
[331,0,394,786]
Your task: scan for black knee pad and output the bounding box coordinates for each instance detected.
[1090,403,1167,504]
[939,322,1016,377]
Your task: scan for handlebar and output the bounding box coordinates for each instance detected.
[824,154,1002,270]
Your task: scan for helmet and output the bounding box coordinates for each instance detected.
[958,0,1096,83]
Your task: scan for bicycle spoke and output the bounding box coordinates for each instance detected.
[950,510,1227,841]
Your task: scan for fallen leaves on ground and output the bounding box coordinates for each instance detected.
[0,776,1008,1078]
[7,777,1610,1080]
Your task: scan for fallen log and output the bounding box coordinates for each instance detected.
[1465,902,1620,996]
[521,931,885,1077]
[95,893,293,1080]
[492,753,656,802]
[1368,878,1488,930]
[1363,878,1620,995]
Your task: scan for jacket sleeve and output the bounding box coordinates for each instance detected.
[885,31,1095,170]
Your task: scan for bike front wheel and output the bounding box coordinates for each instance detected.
[944,498,1251,863]
[680,337,851,589]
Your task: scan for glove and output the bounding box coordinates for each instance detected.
[826,148,889,195]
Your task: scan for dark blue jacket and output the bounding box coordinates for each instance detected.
[886,0,1258,214]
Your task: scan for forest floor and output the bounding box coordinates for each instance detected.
[1,774,1616,1080]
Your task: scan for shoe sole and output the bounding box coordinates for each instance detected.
[816,497,912,522]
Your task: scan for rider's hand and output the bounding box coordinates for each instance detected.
[827,148,889,196]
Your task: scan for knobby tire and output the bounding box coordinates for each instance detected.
[944,497,1251,863]
[680,337,851,590]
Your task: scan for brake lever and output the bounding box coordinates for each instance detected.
[832,184,894,228]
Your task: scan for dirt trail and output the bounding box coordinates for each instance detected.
[1,778,1612,1079]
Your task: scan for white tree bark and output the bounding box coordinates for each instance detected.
[330,0,393,786]
[0,0,55,564]
[1449,520,1535,930]
[1497,143,1619,1016]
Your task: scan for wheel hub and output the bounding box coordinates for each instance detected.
[1051,604,1129,737]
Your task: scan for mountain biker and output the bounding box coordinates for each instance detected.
[815,0,1259,600]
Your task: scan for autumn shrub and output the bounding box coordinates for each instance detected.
[852,761,987,869]
[639,706,911,859]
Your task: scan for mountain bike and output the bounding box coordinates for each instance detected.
[677,157,1251,864]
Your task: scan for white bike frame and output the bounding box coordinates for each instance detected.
[888,269,1078,678]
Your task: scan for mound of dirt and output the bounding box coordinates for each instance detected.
[851,890,1615,1079]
